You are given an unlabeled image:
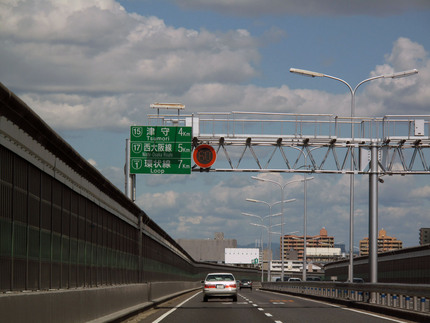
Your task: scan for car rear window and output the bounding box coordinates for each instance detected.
[206,274,234,281]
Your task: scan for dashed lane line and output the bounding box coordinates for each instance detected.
[240,292,283,323]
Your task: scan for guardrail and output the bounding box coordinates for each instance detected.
[261,282,430,321]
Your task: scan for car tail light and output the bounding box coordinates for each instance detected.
[205,284,216,288]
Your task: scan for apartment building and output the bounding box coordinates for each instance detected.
[359,228,402,256]
[281,227,335,261]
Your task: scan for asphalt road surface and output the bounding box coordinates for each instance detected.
[123,288,412,323]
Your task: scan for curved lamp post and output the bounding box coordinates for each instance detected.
[245,199,295,281]
[251,176,312,279]
[302,175,314,281]
[289,146,317,281]
[243,211,282,282]
[290,67,418,282]
[250,223,298,281]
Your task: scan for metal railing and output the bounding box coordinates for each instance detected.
[262,282,430,316]
[147,111,430,142]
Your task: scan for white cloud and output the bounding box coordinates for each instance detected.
[385,38,427,70]
[359,38,430,116]
[176,36,429,117]
[410,185,430,199]
[1,0,429,131]
[177,215,203,233]
[136,190,179,211]
[1,0,258,95]
[19,93,135,130]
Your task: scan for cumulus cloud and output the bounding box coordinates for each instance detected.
[359,38,430,116]
[1,0,429,131]
[1,0,259,95]
[409,185,430,199]
[173,0,430,16]
[177,215,203,233]
[158,36,429,118]
[136,190,179,211]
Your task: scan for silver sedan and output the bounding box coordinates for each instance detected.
[202,273,238,302]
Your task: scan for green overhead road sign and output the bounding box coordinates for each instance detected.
[130,126,192,174]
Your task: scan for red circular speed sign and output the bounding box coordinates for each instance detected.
[193,144,216,168]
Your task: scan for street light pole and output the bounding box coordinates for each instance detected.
[251,223,297,281]
[246,199,295,281]
[290,146,316,282]
[242,211,283,282]
[302,174,313,281]
[251,176,312,280]
[246,215,264,282]
[290,67,418,282]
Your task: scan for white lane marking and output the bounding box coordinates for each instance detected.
[244,291,284,322]
[261,290,408,322]
[345,308,408,323]
[222,301,248,304]
[152,291,200,323]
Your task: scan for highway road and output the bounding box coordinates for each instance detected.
[123,288,412,323]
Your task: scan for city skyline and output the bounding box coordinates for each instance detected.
[240,226,407,258]
[1,0,429,248]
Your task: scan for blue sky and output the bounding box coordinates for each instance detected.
[1,0,430,251]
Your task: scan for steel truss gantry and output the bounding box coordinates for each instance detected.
[149,111,430,175]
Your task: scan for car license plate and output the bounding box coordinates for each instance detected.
[216,284,225,289]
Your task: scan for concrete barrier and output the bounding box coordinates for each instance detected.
[0,282,201,323]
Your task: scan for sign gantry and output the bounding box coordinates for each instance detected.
[125,109,430,199]
[141,111,430,175]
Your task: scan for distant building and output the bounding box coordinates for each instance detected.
[176,232,237,263]
[281,227,335,261]
[359,228,402,256]
[306,247,342,263]
[284,248,299,260]
[420,228,430,245]
[269,260,322,281]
